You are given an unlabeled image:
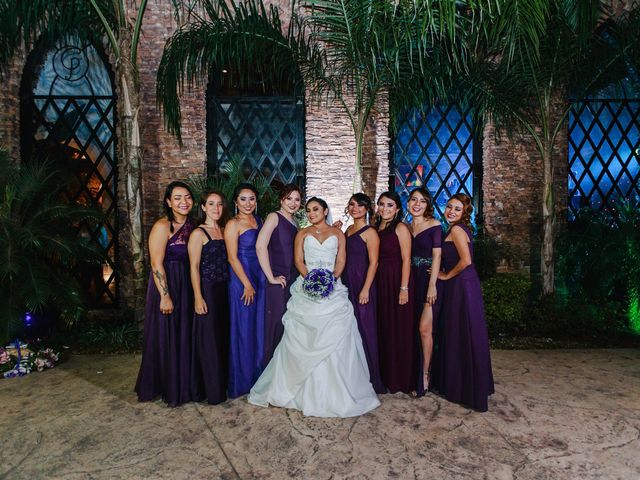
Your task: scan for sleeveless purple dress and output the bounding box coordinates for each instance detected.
[263,212,298,366]
[411,225,442,395]
[430,224,494,412]
[135,220,194,407]
[376,228,418,394]
[190,228,230,405]
[228,217,266,398]
[343,225,385,393]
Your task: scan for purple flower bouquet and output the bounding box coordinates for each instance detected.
[302,268,335,299]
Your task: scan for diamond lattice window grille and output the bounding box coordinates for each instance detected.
[568,100,640,221]
[22,37,118,306]
[393,105,478,221]
[207,96,305,187]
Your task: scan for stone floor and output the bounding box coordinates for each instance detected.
[1,349,639,479]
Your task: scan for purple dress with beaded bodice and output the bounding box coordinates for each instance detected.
[411,224,443,395]
[429,224,494,412]
[136,220,194,407]
[228,218,266,398]
[190,228,230,405]
[343,225,385,393]
[263,212,298,366]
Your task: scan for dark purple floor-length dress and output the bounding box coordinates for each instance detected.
[228,218,266,398]
[376,228,418,394]
[411,225,442,395]
[263,212,297,366]
[135,220,194,407]
[343,225,385,394]
[430,224,494,412]
[191,228,230,405]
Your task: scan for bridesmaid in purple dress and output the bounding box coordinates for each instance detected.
[256,184,302,366]
[224,183,266,398]
[135,181,194,407]
[407,188,442,395]
[342,193,385,393]
[431,194,494,412]
[375,191,418,394]
[188,190,230,404]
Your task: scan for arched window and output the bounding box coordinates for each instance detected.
[21,36,118,306]
[568,80,640,220]
[393,105,480,220]
[206,71,305,187]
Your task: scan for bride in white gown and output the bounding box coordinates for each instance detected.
[248,197,380,417]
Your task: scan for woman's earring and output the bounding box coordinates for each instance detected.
[234,204,238,216]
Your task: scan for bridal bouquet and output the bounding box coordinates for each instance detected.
[302,268,335,299]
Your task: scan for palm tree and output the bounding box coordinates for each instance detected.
[0,148,102,344]
[459,1,640,294]
[157,0,321,142]
[158,0,546,194]
[0,0,157,310]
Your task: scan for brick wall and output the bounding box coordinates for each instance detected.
[0,0,582,309]
[482,111,568,275]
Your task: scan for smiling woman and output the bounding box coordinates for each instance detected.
[135,181,195,407]
[224,182,266,398]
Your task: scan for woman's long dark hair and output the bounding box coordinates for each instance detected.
[345,192,374,224]
[163,181,193,233]
[375,191,404,232]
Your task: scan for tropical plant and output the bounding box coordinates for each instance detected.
[186,156,279,220]
[459,2,640,294]
[157,0,322,142]
[0,0,187,310]
[158,0,545,195]
[556,200,640,333]
[0,149,102,345]
[302,0,547,193]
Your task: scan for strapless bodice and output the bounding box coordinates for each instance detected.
[303,235,338,271]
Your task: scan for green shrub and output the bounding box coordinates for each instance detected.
[555,201,640,334]
[0,149,102,344]
[482,273,532,336]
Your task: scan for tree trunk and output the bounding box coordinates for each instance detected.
[541,140,555,295]
[117,35,146,314]
[353,121,364,194]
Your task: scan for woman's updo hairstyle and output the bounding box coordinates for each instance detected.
[275,182,302,201]
[305,196,329,217]
[163,181,193,233]
[232,182,259,203]
[345,192,374,224]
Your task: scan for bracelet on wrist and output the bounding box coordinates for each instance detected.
[399,286,409,291]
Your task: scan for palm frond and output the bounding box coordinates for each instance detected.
[0,0,119,72]
[157,0,321,141]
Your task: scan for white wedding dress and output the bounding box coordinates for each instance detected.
[248,235,380,417]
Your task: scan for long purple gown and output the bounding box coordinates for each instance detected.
[376,228,418,394]
[135,220,194,407]
[263,212,298,366]
[411,225,442,395]
[228,218,266,398]
[343,225,385,393]
[190,228,230,405]
[430,224,495,412]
